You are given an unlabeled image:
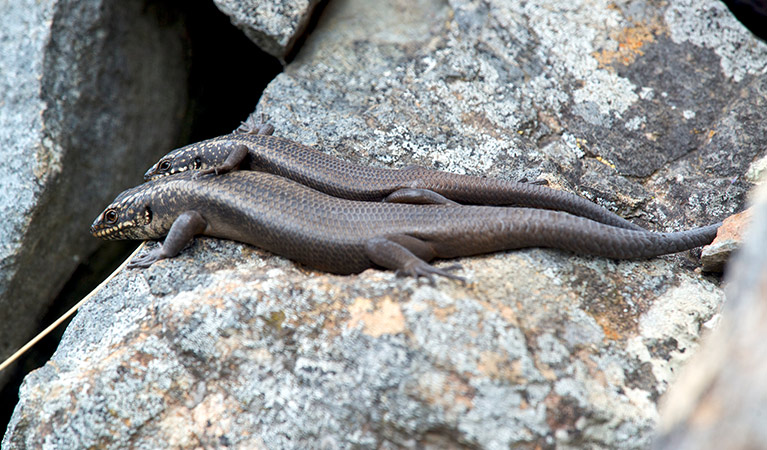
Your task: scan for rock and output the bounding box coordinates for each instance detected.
[212,0,322,60]
[720,0,767,42]
[654,181,767,449]
[700,208,752,272]
[4,0,766,447]
[0,0,187,387]
[1,242,726,449]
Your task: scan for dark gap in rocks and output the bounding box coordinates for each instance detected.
[284,0,331,63]
[720,0,767,42]
[176,0,283,141]
[0,0,281,433]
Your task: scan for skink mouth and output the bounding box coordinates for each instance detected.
[143,168,160,181]
[90,221,114,239]
[90,217,133,240]
[144,165,190,181]
[91,226,108,238]
[91,225,125,240]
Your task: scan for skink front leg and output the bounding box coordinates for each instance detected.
[129,211,208,268]
[364,236,465,283]
[195,145,249,178]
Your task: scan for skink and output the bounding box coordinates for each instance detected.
[92,171,719,281]
[143,126,645,231]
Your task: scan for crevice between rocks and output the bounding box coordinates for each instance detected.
[0,0,281,433]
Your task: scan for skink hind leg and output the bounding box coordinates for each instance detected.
[383,188,459,205]
[516,177,549,185]
[129,211,207,268]
[364,236,465,283]
[234,114,275,136]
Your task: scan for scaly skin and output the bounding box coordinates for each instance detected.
[143,130,645,231]
[93,171,720,281]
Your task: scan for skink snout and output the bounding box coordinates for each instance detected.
[143,164,158,181]
[90,206,121,238]
[90,213,105,236]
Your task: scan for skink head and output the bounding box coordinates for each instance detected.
[91,182,166,240]
[143,138,235,181]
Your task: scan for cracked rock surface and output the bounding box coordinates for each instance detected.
[4,0,766,448]
[0,0,187,390]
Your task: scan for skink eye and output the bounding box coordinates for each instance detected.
[193,157,202,169]
[104,209,118,224]
[158,160,172,172]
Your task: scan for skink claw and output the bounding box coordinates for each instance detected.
[396,261,466,284]
[128,248,165,268]
[192,168,216,179]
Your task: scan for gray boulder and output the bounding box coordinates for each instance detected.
[4,0,765,447]
[212,0,322,60]
[654,184,767,448]
[0,0,187,388]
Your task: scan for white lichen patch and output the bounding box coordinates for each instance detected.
[627,277,724,389]
[521,0,640,122]
[665,0,767,82]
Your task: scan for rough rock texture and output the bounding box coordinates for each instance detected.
[700,207,752,272]
[4,0,766,448]
[1,242,726,449]
[654,180,767,449]
[0,0,187,386]
[212,0,322,60]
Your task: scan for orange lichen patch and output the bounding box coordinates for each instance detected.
[191,392,232,429]
[319,299,353,335]
[284,278,355,336]
[347,296,406,337]
[574,348,608,387]
[594,24,657,68]
[460,111,504,139]
[579,284,643,340]
[532,354,559,381]
[712,207,752,244]
[417,372,475,411]
[544,392,583,431]
[200,279,243,298]
[538,110,563,135]
[174,281,247,315]
[432,304,458,322]
[160,392,246,448]
[593,313,624,341]
[477,351,526,383]
[497,304,519,326]
[133,350,156,368]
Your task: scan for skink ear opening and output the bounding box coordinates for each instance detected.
[193,156,202,170]
[144,205,153,225]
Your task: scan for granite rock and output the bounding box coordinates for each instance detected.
[654,181,767,449]
[4,0,766,447]
[701,208,752,272]
[0,0,187,387]
[2,241,725,449]
[212,0,322,60]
